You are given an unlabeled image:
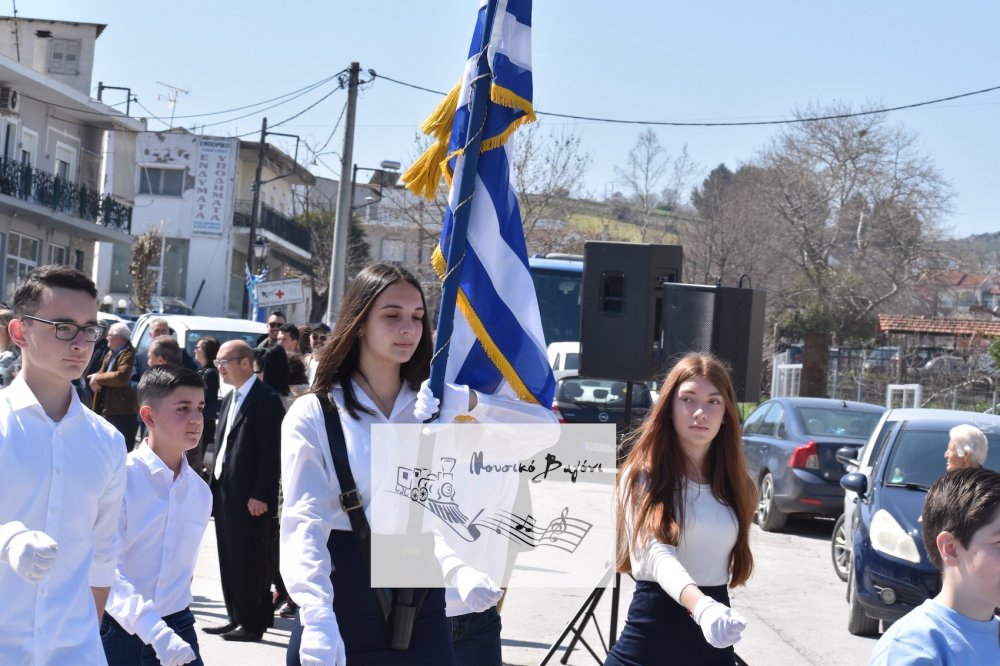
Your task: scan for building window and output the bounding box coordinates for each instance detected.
[48,243,67,265]
[160,238,189,299]
[20,128,37,167]
[48,38,81,75]
[138,167,184,196]
[110,243,131,293]
[380,237,406,263]
[55,143,76,182]
[74,248,84,272]
[2,122,15,160]
[4,232,39,303]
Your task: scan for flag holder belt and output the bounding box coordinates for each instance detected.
[318,392,427,651]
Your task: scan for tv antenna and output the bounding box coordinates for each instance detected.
[155,81,189,127]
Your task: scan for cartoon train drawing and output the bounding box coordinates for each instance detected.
[396,457,457,504]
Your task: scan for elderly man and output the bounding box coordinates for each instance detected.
[88,322,139,451]
[944,424,989,471]
[256,311,286,351]
[147,336,182,368]
[204,340,284,642]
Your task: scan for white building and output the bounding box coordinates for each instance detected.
[0,16,143,302]
[108,130,315,320]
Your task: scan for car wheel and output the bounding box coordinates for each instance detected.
[755,472,787,532]
[847,567,879,636]
[831,514,851,582]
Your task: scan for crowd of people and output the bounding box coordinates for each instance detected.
[1,262,998,666]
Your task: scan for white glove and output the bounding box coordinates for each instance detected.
[148,621,196,666]
[1,524,58,583]
[414,380,472,422]
[692,596,747,649]
[451,565,503,613]
[299,606,347,666]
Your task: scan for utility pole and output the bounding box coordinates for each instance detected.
[324,62,360,326]
[242,117,268,319]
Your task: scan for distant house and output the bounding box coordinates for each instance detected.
[912,270,990,319]
[0,16,143,302]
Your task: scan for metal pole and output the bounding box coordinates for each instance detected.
[324,62,360,326]
[242,117,267,319]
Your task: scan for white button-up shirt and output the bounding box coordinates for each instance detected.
[280,381,558,621]
[106,442,212,642]
[0,374,126,665]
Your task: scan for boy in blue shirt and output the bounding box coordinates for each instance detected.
[102,365,213,666]
[870,467,1000,665]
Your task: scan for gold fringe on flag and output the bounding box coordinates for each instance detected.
[402,139,449,201]
[419,82,461,141]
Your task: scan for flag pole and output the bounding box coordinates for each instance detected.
[426,0,501,416]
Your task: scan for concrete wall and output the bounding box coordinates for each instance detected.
[0,18,100,96]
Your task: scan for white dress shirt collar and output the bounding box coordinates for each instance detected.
[134,439,191,483]
[5,372,84,422]
[232,374,257,403]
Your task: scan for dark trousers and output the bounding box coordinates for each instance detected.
[101,608,203,666]
[106,414,139,452]
[213,484,275,634]
[449,606,502,666]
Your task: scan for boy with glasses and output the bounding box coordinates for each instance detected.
[0,265,127,663]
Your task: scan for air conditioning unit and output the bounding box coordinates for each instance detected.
[0,87,20,114]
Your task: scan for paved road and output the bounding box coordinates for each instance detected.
[192,517,880,665]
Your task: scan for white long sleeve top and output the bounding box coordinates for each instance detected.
[280,380,558,626]
[106,442,212,642]
[0,374,126,665]
[624,468,738,602]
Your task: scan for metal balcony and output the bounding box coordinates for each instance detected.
[0,156,132,233]
[233,199,311,253]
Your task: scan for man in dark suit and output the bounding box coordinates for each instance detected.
[203,340,284,642]
[87,322,139,450]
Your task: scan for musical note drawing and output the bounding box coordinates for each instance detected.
[473,507,592,553]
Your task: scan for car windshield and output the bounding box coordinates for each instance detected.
[794,406,882,438]
[557,378,650,407]
[882,428,1000,489]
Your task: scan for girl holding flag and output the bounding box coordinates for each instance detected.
[606,353,757,665]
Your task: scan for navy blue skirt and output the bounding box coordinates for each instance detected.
[287,530,455,665]
[604,582,737,666]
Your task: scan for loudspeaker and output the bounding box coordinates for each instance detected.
[579,242,683,382]
[660,283,767,401]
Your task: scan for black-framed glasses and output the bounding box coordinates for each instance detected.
[214,356,247,368]
[21,315,106,342]
[268,321,283,328]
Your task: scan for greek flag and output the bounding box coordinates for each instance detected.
[404,0,554,406]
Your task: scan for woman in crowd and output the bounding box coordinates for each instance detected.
[193,336,220,475]
[0,308,21,387]
[605,353,757,666]
[944,423,988,471]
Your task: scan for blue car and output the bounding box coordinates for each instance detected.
[840,415,1000,635]
[742,397,886,531]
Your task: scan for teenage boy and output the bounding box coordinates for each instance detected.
[870,467,1000,665]
[0,265,127,664]
[103,365,212,666]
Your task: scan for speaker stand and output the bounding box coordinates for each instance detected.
[538,383,638,665]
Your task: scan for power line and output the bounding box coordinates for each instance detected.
[369,70,1000,127]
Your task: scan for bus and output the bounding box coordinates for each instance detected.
[528,254,583,346]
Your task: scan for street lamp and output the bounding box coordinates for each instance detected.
[117,299,128,315]
[101,294,112,313]
[252,235,271,264]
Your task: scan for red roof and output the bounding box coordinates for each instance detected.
[877,315,1000,337]
[919,271,988,288]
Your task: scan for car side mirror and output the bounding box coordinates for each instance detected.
[840,472,868,497]
[835,446,860,468]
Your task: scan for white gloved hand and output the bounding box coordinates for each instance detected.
[148,621,196,666]
[1,525,58,583]
[414,380,472,422]
[299,607,347,666]
[451,565,503,613]
[692,596,747,649]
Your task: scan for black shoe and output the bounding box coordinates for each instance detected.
[202,620,238,635]
[272,591,288,611]
[220,625,264,642]
[277,601,298,618]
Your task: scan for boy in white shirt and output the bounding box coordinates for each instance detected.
[102,365,213,666]
[870,467,1000,665]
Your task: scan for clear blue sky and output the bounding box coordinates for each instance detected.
[20,0,1000,238]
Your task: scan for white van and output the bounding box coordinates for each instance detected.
[547,341,580,372]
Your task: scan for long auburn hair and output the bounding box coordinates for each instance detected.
[615,353,756,588]
[310,262,433,419]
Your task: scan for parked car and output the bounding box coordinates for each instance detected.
[840,414,1000,635]
[905,354,969,381]
[829,407,995,583]
[148,296,195,316]
[547,341,580,372]
[551,374,652,437]
[861,346,899,373]
[741,397,886,531]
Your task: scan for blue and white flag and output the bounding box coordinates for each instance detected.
[404,0,554,406]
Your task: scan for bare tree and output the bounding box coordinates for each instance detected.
[614,129,696,241]
[128,228,162,312]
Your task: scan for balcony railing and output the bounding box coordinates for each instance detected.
[233,200,311,253]
[0,156,132,233]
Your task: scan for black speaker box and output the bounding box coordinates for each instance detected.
[579,242,683,382]
[660,283,767,401]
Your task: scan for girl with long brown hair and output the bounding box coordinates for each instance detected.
[605,353,757,665]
